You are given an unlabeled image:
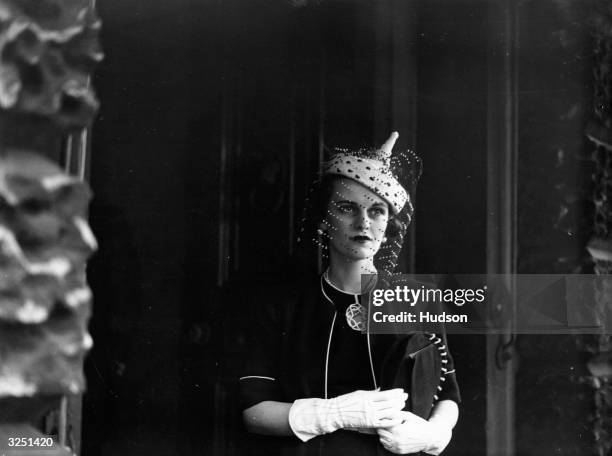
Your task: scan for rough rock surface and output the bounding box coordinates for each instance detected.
[0,150,96,398]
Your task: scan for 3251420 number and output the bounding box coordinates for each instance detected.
[7,437,53,447]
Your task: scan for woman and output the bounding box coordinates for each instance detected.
[239,132,459,455]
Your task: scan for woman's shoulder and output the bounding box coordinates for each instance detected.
[376,271,414,288]
[376,272,437,289]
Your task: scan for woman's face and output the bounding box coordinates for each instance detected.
[323,177,390,263]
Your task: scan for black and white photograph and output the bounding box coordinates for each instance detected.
[0,0,611,455]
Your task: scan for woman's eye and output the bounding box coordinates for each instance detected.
[336,204,354,213]
[370,207,386,216]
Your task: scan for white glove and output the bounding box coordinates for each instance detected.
[424,409,454,455]
[377,411,452,455]
[288,388,407,442]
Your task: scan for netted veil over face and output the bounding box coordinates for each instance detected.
[297,132,422,275]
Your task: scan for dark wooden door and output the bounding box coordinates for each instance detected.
[83,1,492,455]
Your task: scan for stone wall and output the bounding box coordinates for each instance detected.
[0,1,101,454]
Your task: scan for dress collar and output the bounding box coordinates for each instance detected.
[320,270,378,311]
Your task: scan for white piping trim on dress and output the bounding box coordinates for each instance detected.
[239,376,275,381]
[321,274,335,307]
[321,274,336,399]
[324,311,337,399]
[321,273,378,394]
[426,332,452,405]
[362,294,378,390]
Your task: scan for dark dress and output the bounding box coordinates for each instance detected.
[239,273,460,456]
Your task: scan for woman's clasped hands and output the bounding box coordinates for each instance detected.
[377,410,453,455]
[288,388,407,442]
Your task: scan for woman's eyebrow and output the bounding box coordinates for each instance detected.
[334,200,357,205]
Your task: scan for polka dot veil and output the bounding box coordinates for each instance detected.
[297,132,422,275]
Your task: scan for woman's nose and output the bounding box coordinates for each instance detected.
[354,209,370,230]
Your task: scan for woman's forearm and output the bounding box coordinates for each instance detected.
[243,389,407,439]
[422,400,458,455]
[428,400,459,429]
[243,401,294,436]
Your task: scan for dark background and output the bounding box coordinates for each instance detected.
[82,1,593,455]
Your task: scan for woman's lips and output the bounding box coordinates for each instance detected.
[351,235,372,243]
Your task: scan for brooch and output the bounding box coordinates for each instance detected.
[345,302,367,332]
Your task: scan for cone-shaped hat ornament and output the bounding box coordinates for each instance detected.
[322,131,409,214]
